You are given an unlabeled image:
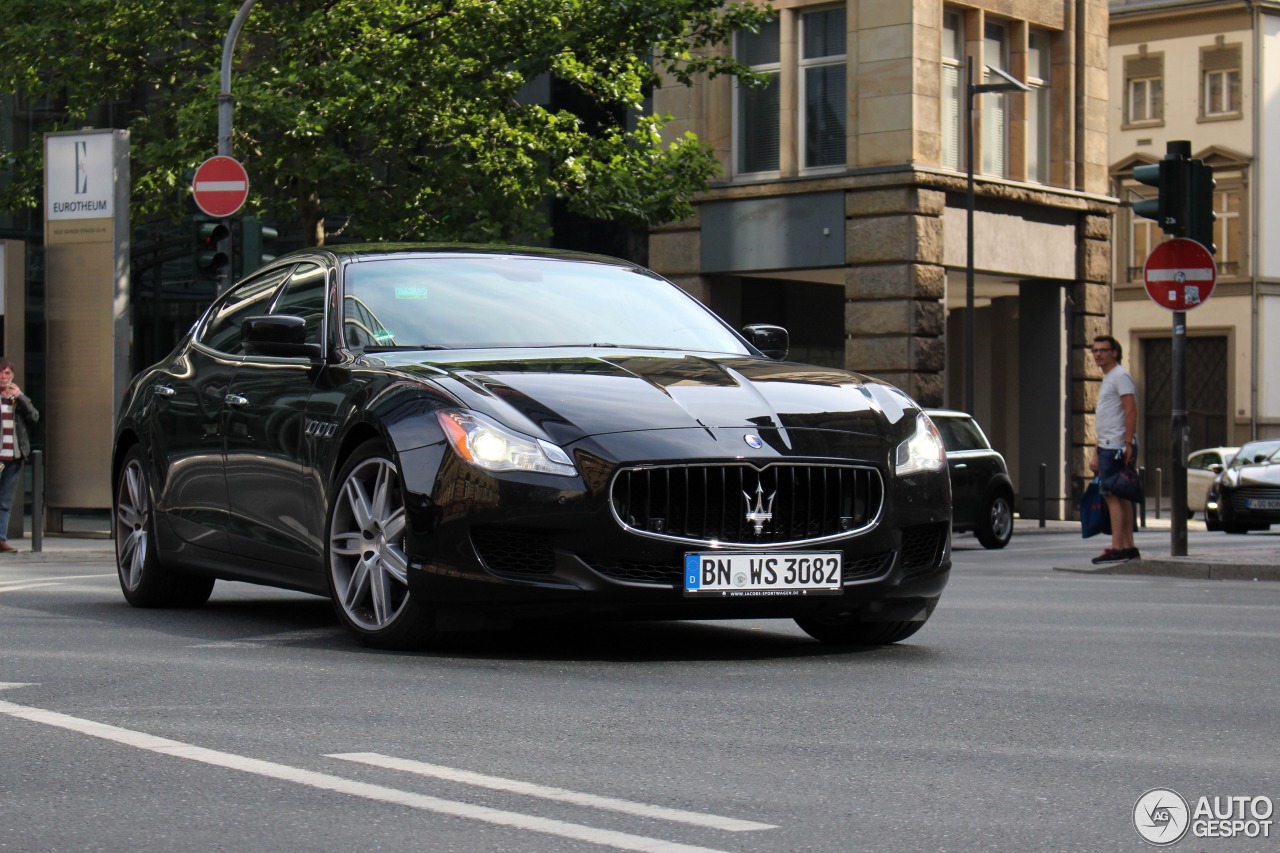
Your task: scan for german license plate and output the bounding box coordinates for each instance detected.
[684,552,842,597]
[1245,498,1280,510]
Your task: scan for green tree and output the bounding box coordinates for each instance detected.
[0,0,771,246]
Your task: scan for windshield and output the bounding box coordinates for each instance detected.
[1228,440,1280,468]
[341,256,750,354]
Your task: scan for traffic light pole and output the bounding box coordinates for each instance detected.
[214,0,258,294]
[1135,140,1201,557]
[1172,311,1188,556]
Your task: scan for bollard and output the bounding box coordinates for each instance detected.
[1138,467,1147,528]
[1038,463,1046,527]
[31,450,43,553]
[1154,467,1162,520]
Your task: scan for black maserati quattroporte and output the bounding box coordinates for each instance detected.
[112,246,952,648]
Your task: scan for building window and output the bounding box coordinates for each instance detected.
[1129,215,1166,281]
[1124,53,1163,125]
[1026,31,1052,184]
[735,19,781,175]
[1214,188,1242,275]
[941,11,964,171]
[982,21,1009,178]
[800,7,847,170]
[1201,43,1242,118]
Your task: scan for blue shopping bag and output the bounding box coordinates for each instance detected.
[1080,478,1110,539]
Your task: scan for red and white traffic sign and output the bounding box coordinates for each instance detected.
[1143,238,1216,311]
[191,155,249,218]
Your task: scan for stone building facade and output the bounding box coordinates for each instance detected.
[650,0,1116,519]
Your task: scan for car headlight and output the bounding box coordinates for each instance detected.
[437,410,576,477]
[895,413,946,476]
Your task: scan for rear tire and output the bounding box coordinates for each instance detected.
[975,491,1014,549]
[795,600,936,646]
[326,440,437,650]
[114,445,215,608]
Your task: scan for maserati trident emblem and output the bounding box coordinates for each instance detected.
[744,434,763,449]
[742,481,776,536]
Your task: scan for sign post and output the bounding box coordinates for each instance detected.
[1143,237,1216,557]
[191,155,249,294]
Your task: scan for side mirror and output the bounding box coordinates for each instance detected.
[243,315,323,360]
[743,324,789,360]
[1209,463,1223,474]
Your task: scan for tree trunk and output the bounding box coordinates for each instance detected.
[299,191,325,247]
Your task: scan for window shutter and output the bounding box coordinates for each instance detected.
[942,64,961,170]
[1202,46,1240,72]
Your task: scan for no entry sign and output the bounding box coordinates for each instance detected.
[191,155,249,218]
[1143,238,1216,311]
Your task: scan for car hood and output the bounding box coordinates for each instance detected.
[1227,464,1280,488]
[376,349,917,447]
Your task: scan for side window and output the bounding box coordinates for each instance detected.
[199,267,292,354]
[269,262,327,345]
[936,418,988,453]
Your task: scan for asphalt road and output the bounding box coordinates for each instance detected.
[2,527,1277,853]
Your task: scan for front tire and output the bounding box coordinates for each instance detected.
[326,440,436,650]
[795,600,936,646]
[113,445,215,608]
[975,491,1014,549]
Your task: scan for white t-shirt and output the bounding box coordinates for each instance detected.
[1096,363,1136,449]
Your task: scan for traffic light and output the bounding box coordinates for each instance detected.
[1185,159,1217,254]
[237,217,279,277]
[193,216,230,280]
[1132,156,1188,236]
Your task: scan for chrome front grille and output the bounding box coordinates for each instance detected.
[609,463,883,547]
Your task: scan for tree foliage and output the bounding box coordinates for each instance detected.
[0,0,771,245]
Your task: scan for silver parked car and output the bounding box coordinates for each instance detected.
[1187,446,1238,519]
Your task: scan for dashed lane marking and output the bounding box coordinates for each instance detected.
[0,687,750,853]
[329,752,775,832]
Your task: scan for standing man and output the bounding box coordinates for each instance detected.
[0,358,39,553]
[1088,335,1139,563]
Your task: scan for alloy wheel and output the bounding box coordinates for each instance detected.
[328,456,411,631]
[115,458,150,591]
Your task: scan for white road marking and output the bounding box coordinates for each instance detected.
[0,693,745,853]
[329,752,775,832]
[0,573,114,593]
[0,582,61,593]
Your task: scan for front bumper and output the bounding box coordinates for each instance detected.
[398,432,952,619]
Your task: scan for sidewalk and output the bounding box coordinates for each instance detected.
[1021,517,1280,582]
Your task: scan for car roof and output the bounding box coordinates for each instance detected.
[276,242,637,268]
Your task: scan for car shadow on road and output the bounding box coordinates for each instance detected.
[42,593,941,664]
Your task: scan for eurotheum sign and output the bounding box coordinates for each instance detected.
[45,133,115,221]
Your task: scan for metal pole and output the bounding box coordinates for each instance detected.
[1138,466,1147,528]
[965,57,976,416]
[1171,311,1188,555]
[31,450,43,553]
[214,0,258,295]
[1038,462,1046,527]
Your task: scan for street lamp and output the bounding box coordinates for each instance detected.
[965,57,1030,415]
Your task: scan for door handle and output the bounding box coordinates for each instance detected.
[224,394,249,408]
[954,463,967,469]
[153,385,176,398]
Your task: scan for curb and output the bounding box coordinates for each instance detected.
[1055,560,1280,582]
